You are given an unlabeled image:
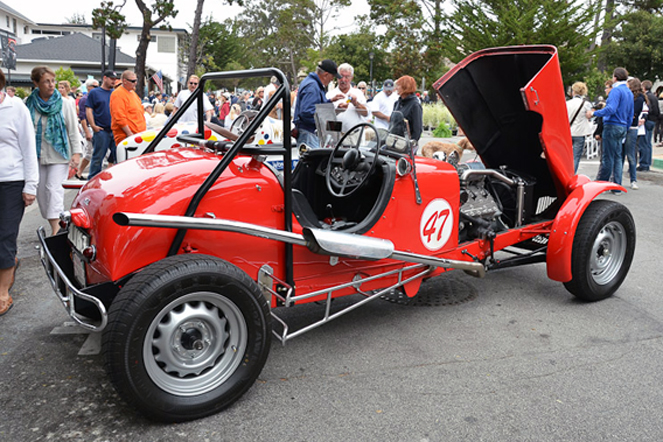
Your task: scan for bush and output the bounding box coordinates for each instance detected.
[432,121,452,138]
[423,101,457,134]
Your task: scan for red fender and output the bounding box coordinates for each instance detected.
[546,178,625,282]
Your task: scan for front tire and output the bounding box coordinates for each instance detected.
[102,254,271,422]
[564,200,635,301]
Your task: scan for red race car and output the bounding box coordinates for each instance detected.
[39,45,635,422]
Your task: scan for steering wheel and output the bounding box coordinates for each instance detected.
[325,123,380,198]
[229,110,258,136]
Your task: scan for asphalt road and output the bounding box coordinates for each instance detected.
[2,155,663,442]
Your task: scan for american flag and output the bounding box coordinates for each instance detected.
[151,70,163,92]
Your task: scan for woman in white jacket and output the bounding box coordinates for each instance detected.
[0,69,38,316]
[566,81,594,173]
[25,66,82,236]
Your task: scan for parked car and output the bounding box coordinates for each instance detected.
[39,47,635,422]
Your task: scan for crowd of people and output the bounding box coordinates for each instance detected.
[568,67,662,194]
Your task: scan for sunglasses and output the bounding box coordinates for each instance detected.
[189,82,198,85]
[358,87,366,90]
[125,78,137,83]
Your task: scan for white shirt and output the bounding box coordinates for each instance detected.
[174,89,214,123]
[326,86,371,133]
[0,95,39,194]
[370,90,399,129]
[566,95,593,137]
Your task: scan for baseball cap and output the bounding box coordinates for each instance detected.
[103,70,118,79]
[318,59,341,79]
[383,79,395,91]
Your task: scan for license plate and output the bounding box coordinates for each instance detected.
[72,252,86,287]
[68,225,90,253]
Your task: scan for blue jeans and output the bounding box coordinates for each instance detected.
[297,128,320,149]
[596,124,626,185]
[638,120,655,170]
[571,136,585,173]
[89,130,117,179]
[622,128,637,183]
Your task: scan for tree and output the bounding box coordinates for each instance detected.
[66,13,88,24]
[605,10,663,80]
[325,29,390,85]
[442,0,599,82]
[55,67,81,91]
[92,1,129,73]
[238,0,315,82]
[186,0,205,80]
[134,0,178,96]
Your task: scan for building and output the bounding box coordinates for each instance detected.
[12,32,136,88]
[0,1,186,93]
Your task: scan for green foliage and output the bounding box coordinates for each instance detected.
[55,67,81,90]
[324,31,389,85]
[92,1,128,40]
[442,0,599,81]
[582,66,611,101]
[604,11,663,80]
[432,120,452,138]
[422,102,456,130]
[237,0,316,82]
[13,87,29,99]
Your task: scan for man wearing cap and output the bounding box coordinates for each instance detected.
[86,70,117,179]
[110,70,147,149]
[293,59,345,148]
[174,75,214,123]
[370,79,399,131]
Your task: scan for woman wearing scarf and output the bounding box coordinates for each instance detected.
[26,66,82,236]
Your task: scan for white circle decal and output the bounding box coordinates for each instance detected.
[420,198,454,251]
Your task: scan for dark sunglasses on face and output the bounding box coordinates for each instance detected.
[126,78,137,83]
[189,82,198,85]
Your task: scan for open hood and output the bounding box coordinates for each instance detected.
[433,45,574,197]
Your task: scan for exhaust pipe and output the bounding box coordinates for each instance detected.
[113,212,485,276]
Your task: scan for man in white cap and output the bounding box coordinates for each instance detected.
[173,74,214,123]
[293,59,345,148]
[371,79,399,131]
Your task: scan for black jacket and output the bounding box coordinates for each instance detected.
[393,95,423,141]
[646,91,660,122]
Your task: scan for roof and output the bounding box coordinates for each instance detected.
[16,32,135,64]
[35,22,188,34]
[0,1,35,25]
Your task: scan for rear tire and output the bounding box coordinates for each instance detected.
[563,200,635,301]
[102,254,271,422]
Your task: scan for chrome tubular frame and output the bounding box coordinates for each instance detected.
[37,227,108,332]
[259,263,433,344]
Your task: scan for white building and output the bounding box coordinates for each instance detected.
[0,1,186,93]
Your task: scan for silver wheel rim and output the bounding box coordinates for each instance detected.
[143,291,248,396]
[590,221,626,286]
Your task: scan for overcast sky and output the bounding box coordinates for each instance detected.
[5,0,369,33]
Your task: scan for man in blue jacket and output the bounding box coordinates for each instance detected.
[587,67,633,190]
[293,59,344,148]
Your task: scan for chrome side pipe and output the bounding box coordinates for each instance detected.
[113,212,486,276]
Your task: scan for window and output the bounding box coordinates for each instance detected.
[13,18,17,34]
[92,33,102,41]
[157,35,175,53]
[137,35,156,43]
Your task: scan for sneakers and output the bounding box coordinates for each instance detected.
[631,182,639,190]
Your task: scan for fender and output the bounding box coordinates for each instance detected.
[546,178,625,282]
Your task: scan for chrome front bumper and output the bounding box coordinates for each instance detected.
[37,226,108,332]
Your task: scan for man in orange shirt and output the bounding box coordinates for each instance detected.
[110,70,146,145]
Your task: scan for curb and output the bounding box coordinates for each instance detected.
[654,156,663,171]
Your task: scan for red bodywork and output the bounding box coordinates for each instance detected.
[60,45,621,316]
